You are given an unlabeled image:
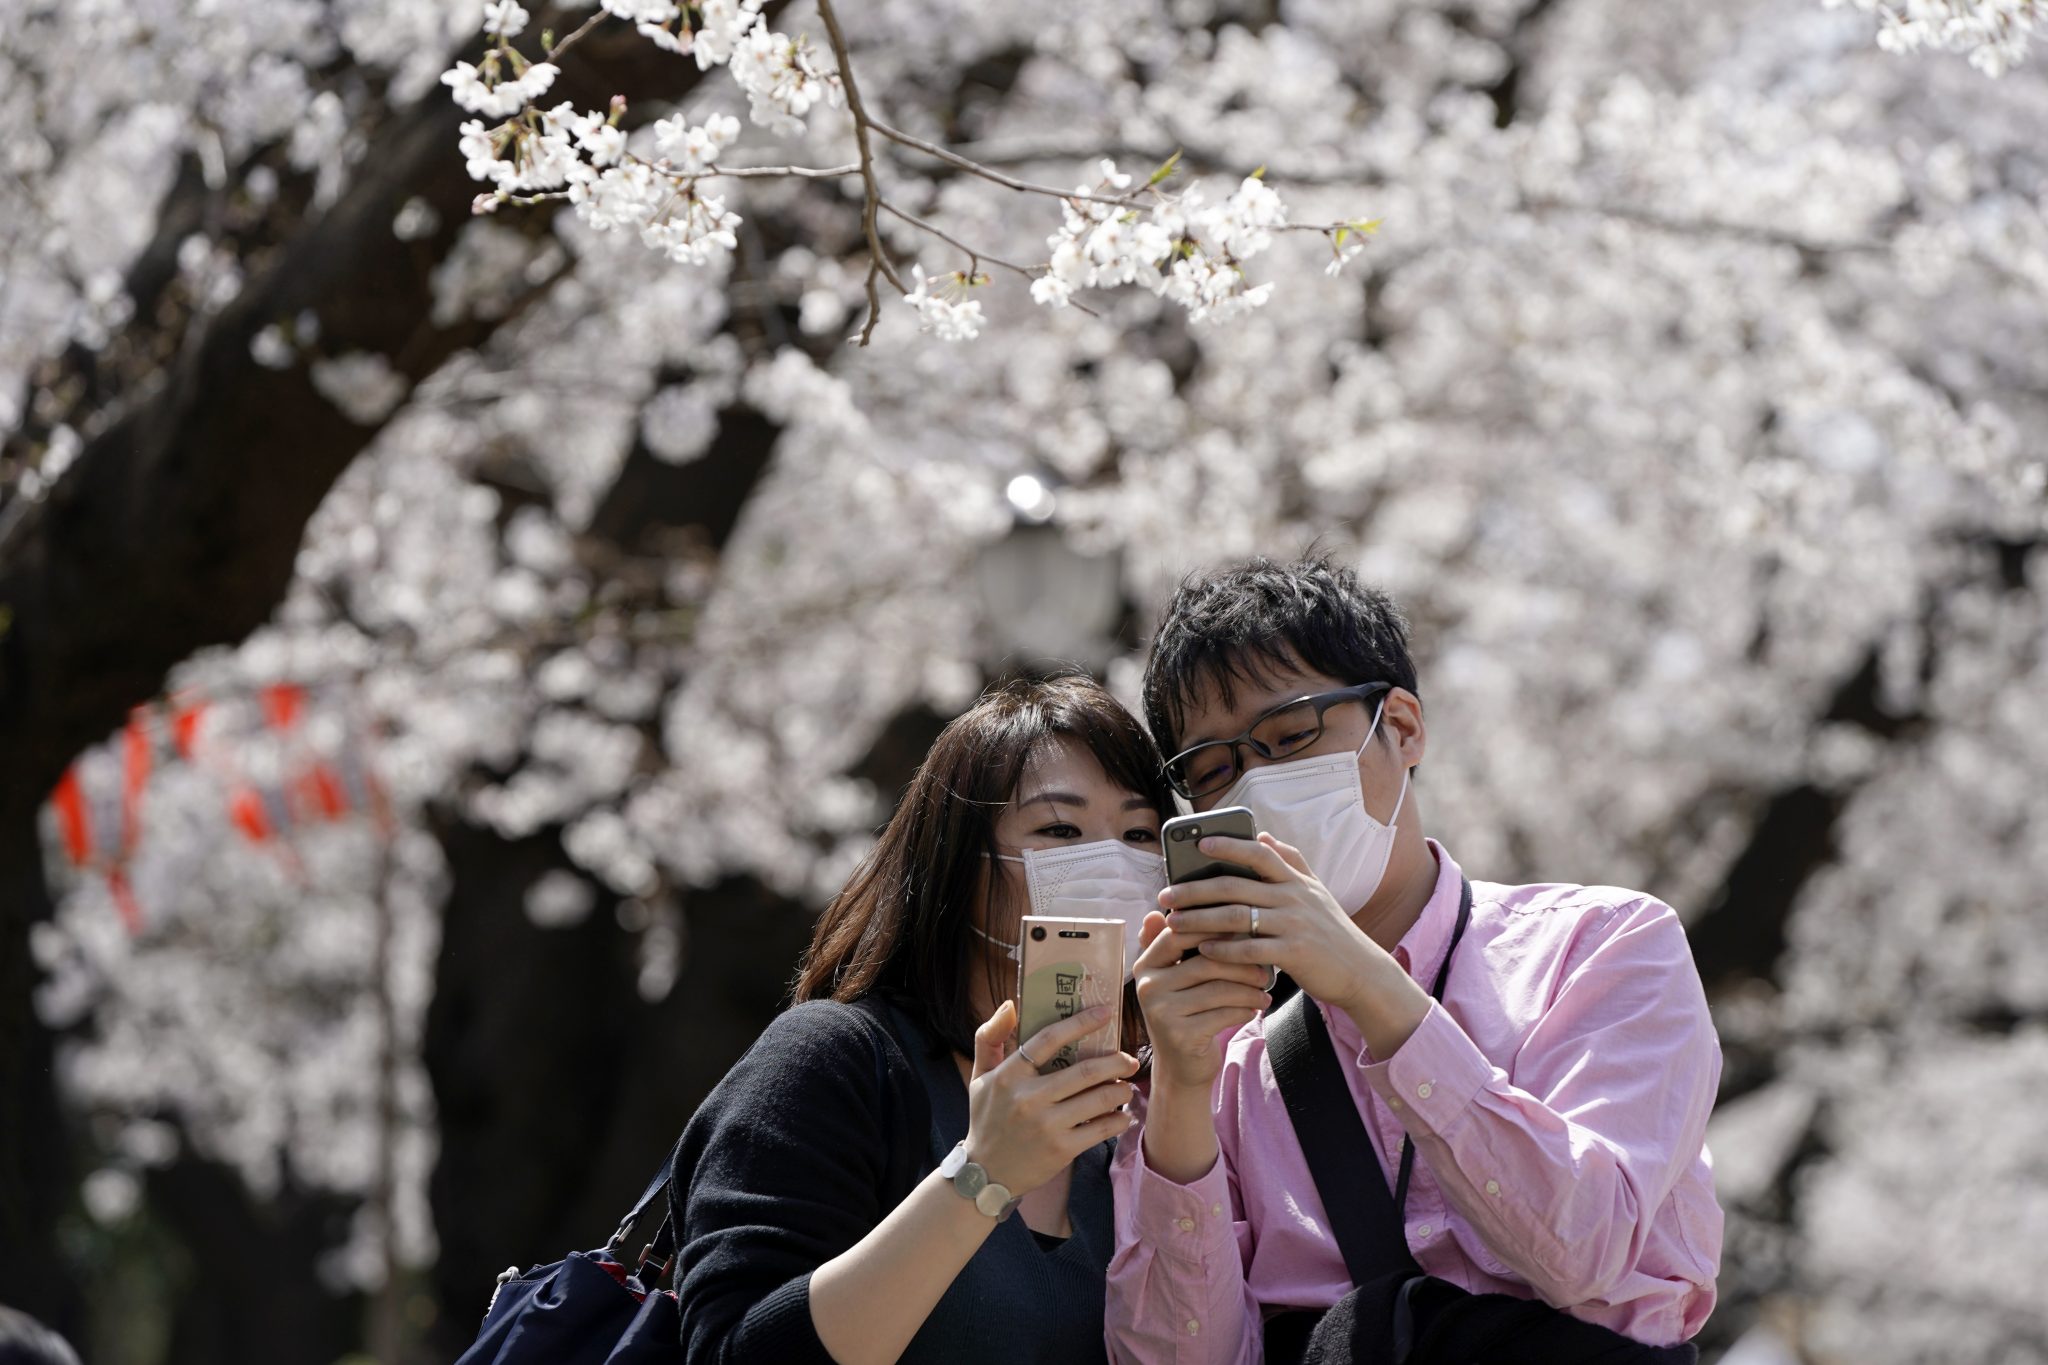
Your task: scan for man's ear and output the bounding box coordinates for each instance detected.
[1382,688,1426,768]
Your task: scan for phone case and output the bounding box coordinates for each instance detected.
[1016,916,1125,1073]
[1162,805,1260,883]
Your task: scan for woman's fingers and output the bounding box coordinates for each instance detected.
[1047,1078,1140,1131]
[1071,1108,1138,1150]
[1031,1049,1141,1103]
[1011,1003,1116,1072]
[971,999,1018,1083]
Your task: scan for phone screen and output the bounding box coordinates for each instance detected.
[1016,916,1124,1072]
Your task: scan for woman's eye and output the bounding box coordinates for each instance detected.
[1124,828,1159,845]
[1039,822,1082,839]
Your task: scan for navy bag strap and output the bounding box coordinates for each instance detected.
[1264,876,1472,1288]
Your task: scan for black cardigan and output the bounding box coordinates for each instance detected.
[668,998,1116,1365]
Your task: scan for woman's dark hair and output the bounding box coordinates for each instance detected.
[1142,553,1420,755]
[794,672,1170,1057]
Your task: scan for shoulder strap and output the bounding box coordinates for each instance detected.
[1265,876,1474,1289]
[1266,990,1415,1287]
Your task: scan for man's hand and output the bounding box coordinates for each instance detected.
[1131,911,1272,1092]
[1160,832,1433,1059]
[1129,911,1270,1184]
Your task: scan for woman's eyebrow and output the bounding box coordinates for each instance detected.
[1121,796,1156,812]
[1017,790,1088,809]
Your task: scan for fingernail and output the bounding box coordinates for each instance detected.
[1260,994,1273,1007]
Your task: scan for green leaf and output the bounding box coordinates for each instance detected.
[1334,226,1350,250]
[1146,150,1183,187]
[1250,164,1267,180]
[1350,217,1383,235]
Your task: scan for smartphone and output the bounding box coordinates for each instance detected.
[1016,916,1125,1074]
[1162,805,1259,884]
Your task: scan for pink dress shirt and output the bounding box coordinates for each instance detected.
[1106,840,1722,1362]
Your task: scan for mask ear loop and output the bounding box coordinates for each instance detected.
[1358,695,1413,830]
[972,850,1029,964]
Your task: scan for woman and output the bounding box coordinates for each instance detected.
[671,674,1188,1365]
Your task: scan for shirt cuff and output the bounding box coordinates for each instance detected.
[1131,1144,1238,1265]
[1360,1001,1494,1139]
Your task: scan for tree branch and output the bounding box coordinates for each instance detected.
[812,0,903,345]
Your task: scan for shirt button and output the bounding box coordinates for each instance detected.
[1416,1082,1434,1100]
[1185,1319,1201,1336]
[1485,1180,1501,1196]
[1177,1217,1196,1233]
[1389,1096,1403,1110]
[1210,1203,1223,1217]
[1415,1223,1432,1239]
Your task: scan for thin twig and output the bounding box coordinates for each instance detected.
[813,0,903,345]
[544,10,611,62]
[707,161,862,180]
[867,119,1144,209]
[880,201,1034,279]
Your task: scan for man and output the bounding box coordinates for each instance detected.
[1107,557,1721,1364]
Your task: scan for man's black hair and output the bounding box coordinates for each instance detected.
[0,1307,82,1365]
[1142,553,1419,754]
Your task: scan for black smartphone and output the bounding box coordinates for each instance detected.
[1162,805,1259,884]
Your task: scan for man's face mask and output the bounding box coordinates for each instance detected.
[1215,695,1411,914]
[972,840,1167,976]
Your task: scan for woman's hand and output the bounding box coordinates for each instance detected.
[962,1001,1138,1197]
[1130,910,1272,1093]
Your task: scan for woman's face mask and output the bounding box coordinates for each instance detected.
[972,839,1167,976]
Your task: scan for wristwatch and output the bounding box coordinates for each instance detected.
[938,1141,1022,1221]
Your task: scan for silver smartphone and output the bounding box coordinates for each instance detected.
[1016,916,1125,1073]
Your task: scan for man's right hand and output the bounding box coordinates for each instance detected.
[1132,909,1272,1092]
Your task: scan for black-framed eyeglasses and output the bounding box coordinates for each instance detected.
[1163,682,1393,800]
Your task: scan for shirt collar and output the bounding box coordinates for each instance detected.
[1391,838,1464,991]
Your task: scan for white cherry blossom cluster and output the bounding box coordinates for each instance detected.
[1029,162,1301,323]
[444,0,834,271]
[902,266,987,341]
[1826,0,2038,74]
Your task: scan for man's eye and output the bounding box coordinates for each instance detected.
[1275,728,1317,750]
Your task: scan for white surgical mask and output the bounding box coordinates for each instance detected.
[1216,697,1410,914]
[971,839,1167,975]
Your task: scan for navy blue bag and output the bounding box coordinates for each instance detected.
[454,1138,686,1365]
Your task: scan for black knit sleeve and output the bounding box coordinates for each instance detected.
[671,1000,915,1365]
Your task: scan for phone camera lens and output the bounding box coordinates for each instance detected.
[1030,926,1047,941]
[1171,826,1191,841]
